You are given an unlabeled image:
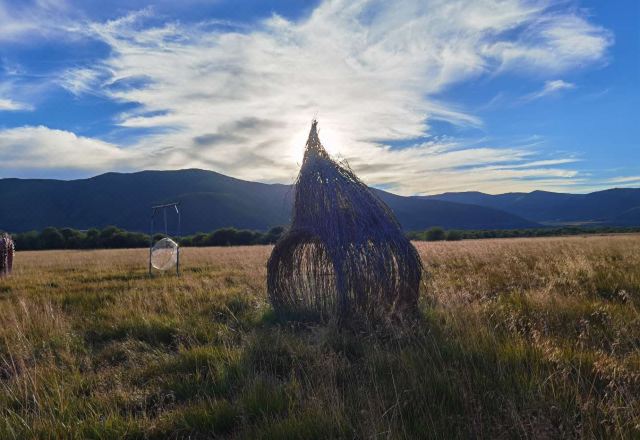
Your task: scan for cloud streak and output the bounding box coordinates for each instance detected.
[0,98,33,111]
[0,79,36,111]
[523,79,576,101]
[0,0,76,42]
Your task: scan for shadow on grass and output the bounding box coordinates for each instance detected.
[77,296,618,439]
[227,308,592,439]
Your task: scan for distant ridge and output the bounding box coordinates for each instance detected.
[424,188,640,225]
[0,169,538,233]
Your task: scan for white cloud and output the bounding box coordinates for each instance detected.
[607,176,640,185]
[0,80,36,111]
[0,98,33,111]
[505,158,579,168]
[0,0,74,42]
[58,67,104,96]
[0,126,137,171]
[487,13,612,73]
[523,79,576,101]
[2,0,615,194]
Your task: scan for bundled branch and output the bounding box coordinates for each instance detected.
[267,120,422,321]
[0,233,15,277]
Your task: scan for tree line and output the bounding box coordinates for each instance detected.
[4,226,285,251]
[2,224,639,251]
[407,225,640,242]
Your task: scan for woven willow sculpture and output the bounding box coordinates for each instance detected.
[267,121,422,321]
[0,233,15,277]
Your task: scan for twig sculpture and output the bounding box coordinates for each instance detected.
[0,233,15,277]
[267,120,422,321]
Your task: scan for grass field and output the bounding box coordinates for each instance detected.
[1,235,639,439]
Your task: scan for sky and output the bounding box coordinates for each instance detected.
[0,0,638,195]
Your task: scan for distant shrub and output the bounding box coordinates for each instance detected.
[206,228,261,246]
[446,230,463,241]
[190,233,208,247]
[425,227,446,241]
[261,226,285,244]
[40,227,65,249]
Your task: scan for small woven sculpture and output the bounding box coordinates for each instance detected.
[0,233,15,277]
[267,121,422,321]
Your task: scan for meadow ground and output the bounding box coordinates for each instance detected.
[0,235,639,439]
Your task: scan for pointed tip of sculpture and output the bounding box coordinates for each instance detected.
[308,119,319,143]
[305,119,328,158]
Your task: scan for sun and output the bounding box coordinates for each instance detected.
[314,125,343,156]
[284,120,346,166]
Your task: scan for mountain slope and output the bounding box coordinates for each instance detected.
[373,191,539,231]
[0,169,538,233]
[612,206,640,226]
[0,170,292,233]
[425,188,640,224]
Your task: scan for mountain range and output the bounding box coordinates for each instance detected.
[424,189,640,226]
[0,169,638,233]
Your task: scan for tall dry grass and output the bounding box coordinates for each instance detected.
[0,236,638,438]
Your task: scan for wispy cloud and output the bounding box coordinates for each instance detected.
[0,98,33,111]
[58,67,104,96]
[607,176,640,185]
[487,12,612,73]
[523,79,576,101]
[0,80,35,111]
[0,0,615,194]
[0,0,75,42]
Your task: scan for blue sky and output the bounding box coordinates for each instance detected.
[0,0,638,194]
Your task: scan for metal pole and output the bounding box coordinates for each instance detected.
[149,209,155,277]
[176,206,181,276]
[176,205,181,237]
[176,244,180,276]
[164,207,168,236]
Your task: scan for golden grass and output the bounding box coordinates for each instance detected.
[0,236,639,439]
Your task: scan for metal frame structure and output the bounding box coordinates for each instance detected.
[149,202,181,276]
